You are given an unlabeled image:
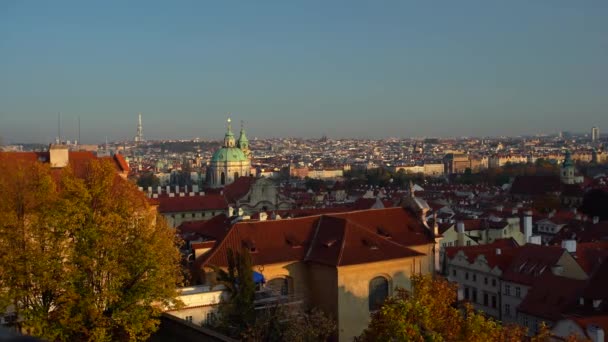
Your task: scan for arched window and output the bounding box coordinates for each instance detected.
[267,277,292,296]
[220,172,225,185]
[234,172,239,180]
[369,276,389,311]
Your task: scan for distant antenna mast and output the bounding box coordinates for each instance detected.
[57,112,62,144]
[135,112,144,143]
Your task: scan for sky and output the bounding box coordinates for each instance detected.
[1,1,607,143]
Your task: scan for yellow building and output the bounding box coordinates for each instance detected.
[192,207,437,341]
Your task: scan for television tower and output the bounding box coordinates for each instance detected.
[135,113,144,143]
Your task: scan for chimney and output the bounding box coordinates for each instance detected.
[523,214,533,242]
[227,207,234,217]
[49,144,69,168]
[561,239,577,253]
[175,185,179,194]
[551,265,564,276]
[456,221,465,234]
[593,216,600,224]
[259,212,268,221]
[512,208,518,215]
[587,325,604,342]
[528,235,542,245]
[496,248,502,255]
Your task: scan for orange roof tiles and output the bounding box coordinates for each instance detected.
[200,207,433,268]
[157,194,228,213]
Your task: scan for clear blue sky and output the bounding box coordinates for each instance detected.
[1,1,607,143]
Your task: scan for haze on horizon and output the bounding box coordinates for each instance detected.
[1,1,607,144]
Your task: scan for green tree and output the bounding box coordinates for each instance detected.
[213,248,256,336]
[136,172,160,189]
[0,157,183,341]
[358,275,528,342]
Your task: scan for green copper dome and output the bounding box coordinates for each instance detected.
[211,147,248,163]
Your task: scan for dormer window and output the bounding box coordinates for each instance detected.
[285,235,302,249]
[377,227,391,239]
[242,239,257,253]
[363,239,379,250]
[323,239,338,247]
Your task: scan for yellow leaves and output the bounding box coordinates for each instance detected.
[0,156,182,341]
[359,275,532,342]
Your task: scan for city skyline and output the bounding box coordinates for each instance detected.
[2,1,608,143]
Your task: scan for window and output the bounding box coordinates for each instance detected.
[466,240,471,246]
[192,213,196,218]
[465,272,469,280]
[505,304,511,316]
[221,172,225,185]
[516,287,521,298]
[492,296,497,308]
[185,315,193,323]
[492,279,497,287]
[452,269,457,277]
[505,284,511,296]
[205,313,216,325]
[484,277,488,285]
[234,172,239,180]
[369,277,389,311]
[483,293,489,306]
[473,274,477,282]
[464,287,470,300]
[472,288,478,303]
[523,316,529,327]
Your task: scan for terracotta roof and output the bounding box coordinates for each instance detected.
[502,244,565,285]
[157,194,228,213]
[223,176,256,203]
[445,238,519,270]
[0,150,126,178]
[574,242,608,274]
[200,207,433,268]
[517,272,586,321]
[510,175,562,196]
[178,214,232,241]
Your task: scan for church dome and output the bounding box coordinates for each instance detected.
[211,147,248,163]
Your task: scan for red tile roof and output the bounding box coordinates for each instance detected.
[178,214,232,241]
[517,272,586,321]
[157,194,228,213]
[222,176,256,203]
[502,244,565,285]
[445,238,519,270]
[0,150,127,178]
[510,175,562,196]
[199,207,433,268]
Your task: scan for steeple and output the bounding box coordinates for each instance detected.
[238,120,250,157]
[224,116,236,147]
[561,150,575,184]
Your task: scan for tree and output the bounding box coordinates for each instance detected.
[212,248,336,341]
[136,172,160,189]
[0,157,183,341]
[580,189,608,221]
[358,275,529,342]
[212,248,256,336]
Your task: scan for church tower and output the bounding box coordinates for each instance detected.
[560,150,575,185]
[238,121,251,158]
[206,116,252,188]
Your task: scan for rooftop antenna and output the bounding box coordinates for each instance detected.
[57,112,62,144]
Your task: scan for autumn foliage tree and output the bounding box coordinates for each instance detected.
[358,275,534,342]
[0,156,183,341]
